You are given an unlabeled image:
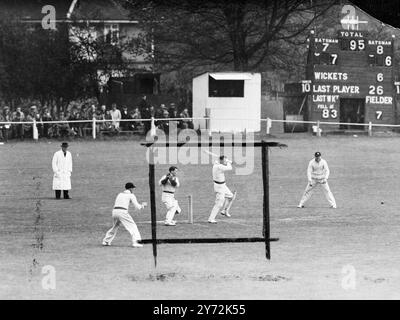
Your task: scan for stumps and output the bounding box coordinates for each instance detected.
[188,194,193,224]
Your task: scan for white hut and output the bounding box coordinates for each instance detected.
[192,72,261,132]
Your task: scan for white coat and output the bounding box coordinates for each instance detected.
[52,150,73,190]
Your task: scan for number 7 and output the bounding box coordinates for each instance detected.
[376,111,382,120]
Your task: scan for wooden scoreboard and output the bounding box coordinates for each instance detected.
[303,29,396,130]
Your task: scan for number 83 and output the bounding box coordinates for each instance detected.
[322,109,338,119]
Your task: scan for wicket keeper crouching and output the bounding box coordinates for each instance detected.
[159,166,181,226]
[208,155,234,223]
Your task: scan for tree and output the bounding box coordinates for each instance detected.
[124,0,338,73]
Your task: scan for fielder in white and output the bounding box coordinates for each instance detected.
[208,155,234,223]
[159,166,181,226]
[298,151,336,208]
[52,142,72,199]
[102,182,147,248]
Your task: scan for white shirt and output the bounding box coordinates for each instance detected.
[113,190,143,210]
[213,161,232,183]
[159,175,180,193]
[110,109,121,124]
[307,158,330,181]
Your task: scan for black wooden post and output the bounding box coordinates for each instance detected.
[148,147,157,267]
[261,141,271,260]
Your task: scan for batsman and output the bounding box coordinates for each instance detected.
[208,155,235,223]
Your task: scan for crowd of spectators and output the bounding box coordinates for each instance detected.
[0,96,194,142]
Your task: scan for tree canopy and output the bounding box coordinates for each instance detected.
[125,0,338,73]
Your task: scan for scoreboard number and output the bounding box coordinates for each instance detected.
[377,73,383,82]
[301,82,311,93]
[376,111,383,120]
[322,43,329,51]
[369,85,383,95]
[377,45,383,54]
[322,109,338,119]
[330,54,338,65]
[395,83,400,94]
[385,56,392,66]
[350,39,365,51]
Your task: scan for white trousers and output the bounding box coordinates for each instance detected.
[208,183,234,221]
[299,179,336,207]
[162,193,181,223]
[103,209,141,244]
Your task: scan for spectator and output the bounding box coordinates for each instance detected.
[105,110,113,131]
[59,111,73,138]
[155,104,166,119]
[68,109,80,137]
[110,103,121,132]
[0,108,4,141]
[2,107,12,142]
[98,105,107,131]
[138,95,151,115]
[121,105,130,131]
[130,107,142,131]
[41,107,53,138]
[168,103,178,118]
[12,107,25,140]
[180,108,194,129]
[25,106,41,138]
[141,104,152,134]
[87,104,97,120]
[156,109,170,135]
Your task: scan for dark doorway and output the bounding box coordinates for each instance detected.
[339,98,365,130]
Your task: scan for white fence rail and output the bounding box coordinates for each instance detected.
[0,117,399,140]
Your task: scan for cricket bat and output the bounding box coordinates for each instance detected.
[203,149,232,163]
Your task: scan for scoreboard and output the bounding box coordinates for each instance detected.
[303,30,396,130]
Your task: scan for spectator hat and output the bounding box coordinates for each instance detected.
[125,182,136,189]
[61,142,69,148]
[314,152,321,157]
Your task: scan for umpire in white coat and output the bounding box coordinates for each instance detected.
[52,142,73,199]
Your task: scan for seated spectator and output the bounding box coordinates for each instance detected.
[155,104,166,119]
[156,109,170,135]
[169,103,178,118]
[99,105,108,131]
[75,111,85,137]
[110,103,121,132]
[25,106,41,138]
[59,111,74,138]
[129,107,143,131]
[104,110,113,131]
[0,108,4,141]
[12,107,25,140]
[68,109,80,137]
[180,108,194,129]
[121,105,130,131]
[41,108,53,138]
[2,107,12,142]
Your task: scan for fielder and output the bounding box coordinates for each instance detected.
[102,182,147,247]
[208,155,234,223]
[298,152,337,209]
[159,166,181,226]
